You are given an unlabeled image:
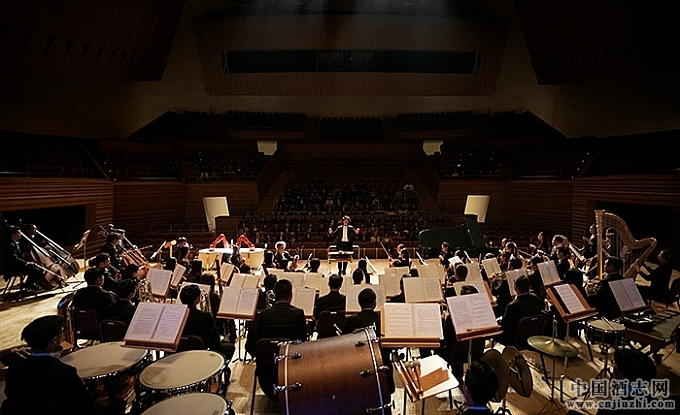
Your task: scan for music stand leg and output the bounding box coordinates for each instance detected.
[536,354,560,415]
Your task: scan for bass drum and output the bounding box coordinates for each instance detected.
[277,329,391,415]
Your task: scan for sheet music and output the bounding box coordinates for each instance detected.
[385,266,410,278]
[126,302,163,342]
[447,292,497,334]
[229,273,245,287]
[537,261,561,285]
[339,276,354,295]
[553,284,586,314]
[414,303,444,339]
[170,264,186,288]
[403,277,442,303]
[220,262,236,284]
[275,272,306,291]
[154,304,188,343]
[304,272,324,291]
[481,258,501,277]
[419,355,460,398]
[125,302,187,344]
[243,274,260,289]
[346,284,386,313]
[505,269,527,297]
[463,263,483,281]
[415,264,442,280]
[610,278,646,312]
[218,286,259,317]
[380,274,402,297]
[383,303,414,338]
[146,268,172,297]
[292,287,316,317]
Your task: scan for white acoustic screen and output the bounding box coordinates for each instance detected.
[464,195,490,223]
[203,197,230,232]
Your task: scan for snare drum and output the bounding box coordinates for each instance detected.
[141,393,233,415]
[60,342,150,401]
[585,319,626,347]
[277,329,391,415]
[135,350,227,411]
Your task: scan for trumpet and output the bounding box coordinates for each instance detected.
[137,278,154,303]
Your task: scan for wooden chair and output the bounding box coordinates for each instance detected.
[644,278,680,309]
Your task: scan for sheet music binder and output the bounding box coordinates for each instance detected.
[123,302,189,352]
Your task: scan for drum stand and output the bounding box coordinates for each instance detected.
[233,319,251,363]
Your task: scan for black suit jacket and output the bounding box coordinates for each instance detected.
[257,302,307,343]
[330,225,356,251]
[500,293,544,344]
[343,309,381,335]
[3,240,28,278]
[98,242,122,269]
[182,307,222,351]
[588,273,624,319]
[1,355,97,415]
[72,285,116,320]
[314,291,346,320]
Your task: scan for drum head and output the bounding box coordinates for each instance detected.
[588,319,625,332]
[480,349,509,402]
[139,350,225,389]
[502,346,533,398]
[140,393,227,415]
[61,342,148,379]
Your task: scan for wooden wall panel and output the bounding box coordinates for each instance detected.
[0,178,113,257]
[112,182,187,236]
[506,181,574,237]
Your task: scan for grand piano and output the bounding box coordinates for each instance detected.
[418,215,495,259]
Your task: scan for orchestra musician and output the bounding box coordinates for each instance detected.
[439,241,453,268]
[587,257,624,319]
[0,315,125,415]
[388,243,405,266]
[4,226,39,292]
[273,241,294,270]
[634,249,672,300]
[391,247,411,268]
[581,223,598,259]
[313,273,346,322]
[99,232,123,269]
[328,215,359,276]
[72,268,116,321]
[92,253,120,293]
[497,275,543,346]
[103,279,138,325]
[175,236,190,266]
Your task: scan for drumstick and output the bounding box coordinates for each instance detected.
[405,362,422,394]
[398,361,419,399]
[413,360,422,390]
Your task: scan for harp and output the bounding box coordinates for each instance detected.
[595,209,657,279]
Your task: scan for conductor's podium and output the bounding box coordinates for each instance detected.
[327,244,360,265]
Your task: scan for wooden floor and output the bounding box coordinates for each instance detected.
[1,260,679,415]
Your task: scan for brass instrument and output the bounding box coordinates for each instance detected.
[595,209,657,279]
[137,278,154,303]
[199,287,212,315]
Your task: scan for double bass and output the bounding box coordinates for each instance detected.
[19,229,68,290]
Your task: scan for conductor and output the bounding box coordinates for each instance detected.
[328,215,359,276]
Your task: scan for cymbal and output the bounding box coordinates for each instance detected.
[503,346,533,398]
[527,335,579,358]
[480,348,509,402]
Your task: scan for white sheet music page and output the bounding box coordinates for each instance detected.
[220,262,235,284]
[346,284,386,313]
[537,261,561,285]
[553,284,586,314]
[243,275,260,289]
[291,287,316,317]
[170,264,186,288]
[505,269,527,297]
[218,286,241,315]
[380,273,402,297]
[125,302,163,342]
[414,303,444,339]
[482,258,501,277]
[415,264,442,280]
[146,268,172,297]
[153,303,188,343]
[447,292,497,334]
[235,287,259,317]
[229,273,246,288]
[383,303,415,338]
[610,278,646,312]
[403,277,442,303]
[463,263,484,281]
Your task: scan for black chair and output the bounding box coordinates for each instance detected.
[513,314,546,350]
[71,308,102,345]
[315,310,345,339]
[644,278,680,309]
[176,335,206,352]
[100,319,128,343]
